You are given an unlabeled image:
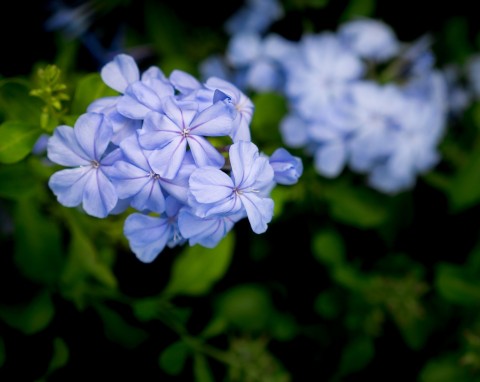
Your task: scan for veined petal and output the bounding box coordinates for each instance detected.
[47,125,90,166]
[74,113,113,160]
[101,54,139,93]
[117,94,154,120]
[240,193,274,234]
[124,213,170,263]
[229,141,260,187]
[163,97,198,128]
[82,169,118,218]
[159,159,196,204]
[147,138,187,179]
[119,134,150,170]
[87,96,120,112]
[110,161,150,199]
[188,136,225,168]
[128,81,163,111]
[189,167,233,203]
[131,180,166,213]
[190,195,243,218]
[190,101,234,136]
[48,167,91,207]
[170,70,202,94]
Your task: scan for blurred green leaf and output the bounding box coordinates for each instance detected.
[0,121,41,164]
[95,304,148,348]
[338,336,375,376]
[314,289,342,319]
[312,228,345,268]
[159,340,190,376]
[193,353,215,382]
[270,312,298,341]
[0,162,40,199]
[71,73,118,115]
[163,232,234,297]
[447,148,480,212]
[14,198,64,285]
[341,0,376,20]
[133,297,162,322]
[419,355,473,382]
[0,291,54,335]
[46,337,69,375]
[0,79,42,124]
[215,284,273,333]
[250,92,286,148]
[324,183,388,228]
[435,263,480,306]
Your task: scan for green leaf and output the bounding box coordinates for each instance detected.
[46,337,69,375]
[14,198,64,285]
[341,0,376,20]
[419,355,472,382]
[250,92,286,147]
[163,232,234,297]
[0,80,42,124]
[314,289,342,319]
[435,263,480,306]
[312,228,345,268]
[324,183,388,228]
[447,148,480,212]
[215,284,273,332]
[338,336,375,376]
[0,121,41,164]
[0,162,41,199]
[0,291,54,335]
[71,73,118,115]
[193,353,215,382]
[159,341,190,376]
[94,304,148,349]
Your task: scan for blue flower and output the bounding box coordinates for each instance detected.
[109,134,195,213]
[338,18,400,62]
[269,148,303,185]
[138,97,234,179]
[188,141,274,234]
[224,0,283,35]
[47,112,119,218]
[124,197,185,263]
[178,208,244,248]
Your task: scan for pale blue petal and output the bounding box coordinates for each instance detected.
[119,134,150,170]
[229,141,260,187]
[87,96,119,112]
[48,167,91,207]
[189,167,233,203]
[47,125,90,166]
[190,195,243,218]
[314,142,347,177]
[188,136,225,168]
[159,160,196,204]
[101,54,139,93]
[141,66,168,82]
[74,113,113,160]
[170,70,202,94]
[163,97,198,128]
[279,114,309,148]
[82,169,118,218]
[190,101,234,136]
[110,161,150,199]
[147,138,187,179]
[240,193,274,234]
[124,213,170,263]
[269,148,303,185]
[117,93,154,119]
[131,180,166,213]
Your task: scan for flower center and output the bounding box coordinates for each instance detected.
[90,160,100,169]
[182,128,190,138]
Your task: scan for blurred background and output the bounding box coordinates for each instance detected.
[1,0,480,381]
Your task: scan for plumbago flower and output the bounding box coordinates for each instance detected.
[202,8,450,194]
[46,53,303,263]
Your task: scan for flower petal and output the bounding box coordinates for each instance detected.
[74,113,113,161]
[48,167,91,207]
[147,137,187,179]
[188,135,225,168]
[240,193,274,234]
[101,54,139,93]
[189,167,233,204]
[82,169,118,218]
[47,125,90,166]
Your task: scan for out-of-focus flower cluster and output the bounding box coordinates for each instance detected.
[200,0,467,194]
[46,54,303,262]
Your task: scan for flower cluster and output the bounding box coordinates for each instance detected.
[201,4,451,194]
[46,54,302,262]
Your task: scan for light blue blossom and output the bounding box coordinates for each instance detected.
[138,97,234,179]
[338,18,400,62]
[188,141,274,234]
[47,112,119,218]
[178,208,245,248]
[269,148,303,185]
[124,197,185,263]
[224,0,283,35]
[109,134,195,213]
